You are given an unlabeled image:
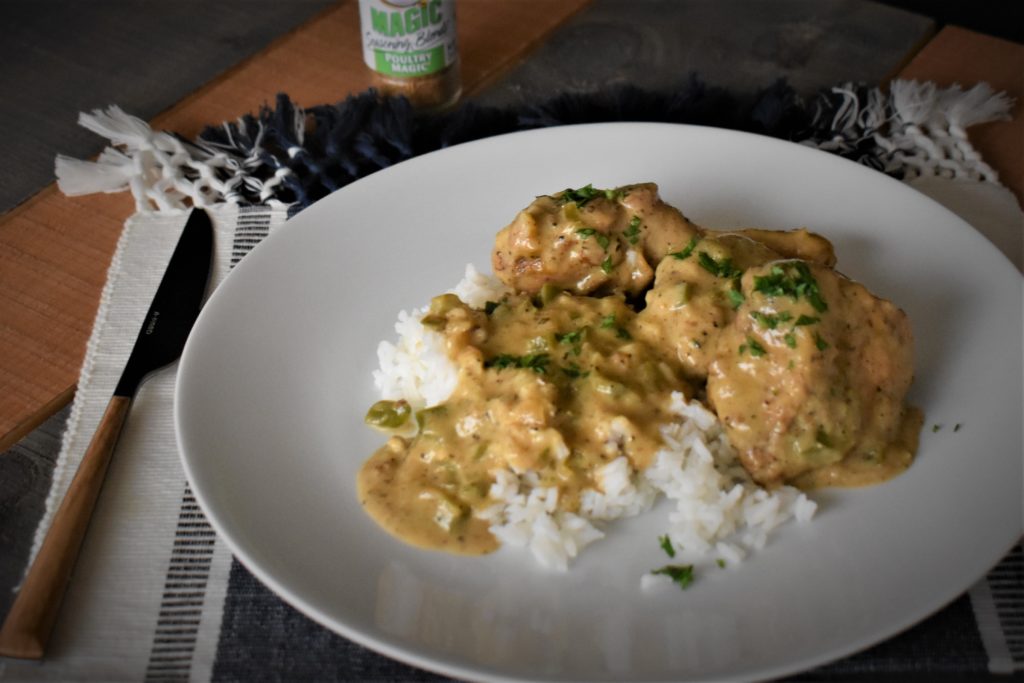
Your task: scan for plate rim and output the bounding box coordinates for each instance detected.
[175,121,1023,682]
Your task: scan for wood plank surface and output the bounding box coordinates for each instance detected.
[897,26,1024,205]
[0,0,592,451]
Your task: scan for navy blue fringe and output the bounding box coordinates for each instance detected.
[196,78,889,214]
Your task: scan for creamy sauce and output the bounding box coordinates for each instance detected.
[359,183,922,553]
[795,407,923,489]
[358,291,690,554]
[359,435,500,554]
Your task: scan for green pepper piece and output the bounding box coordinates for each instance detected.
[562,201,581,222]
[428,293,461,315]
[364,400,411,429]
[422,293,462,329]
[677,282,692,306]
[415,405,449,435]
[539,283,562,306]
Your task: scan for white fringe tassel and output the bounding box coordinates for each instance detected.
[55,82,1014,213]
[808,80,1013,184]
[54,106,284,213]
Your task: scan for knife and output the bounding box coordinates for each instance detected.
[0,209,214,660]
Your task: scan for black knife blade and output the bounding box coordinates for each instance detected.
[115,208,214,397]
[0,208,214,660]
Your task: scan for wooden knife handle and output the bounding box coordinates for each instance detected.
[0,395,131,659]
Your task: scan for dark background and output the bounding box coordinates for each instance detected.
[878,0,1023,42]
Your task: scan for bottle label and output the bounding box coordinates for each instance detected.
[359,0,458,79]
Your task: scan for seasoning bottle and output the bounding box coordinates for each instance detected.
[358,0,461,111]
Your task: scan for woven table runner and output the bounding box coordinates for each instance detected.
[2,81,1022,681]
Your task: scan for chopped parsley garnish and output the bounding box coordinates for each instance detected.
[814,332,829,351]
[697,251,741,279]
[556,327,587,355]
[485,353,550,374]
[794,314,820,326]
[932,423,942,433]
[727,288,746,310]
[716,559,726,569]
[562,363,588,379]
[600,314,631,340]
[668,236,699,260]
[561,184,623,206]
[556,330,583,346]
[651,564,694,590]
[784,332,797,348]
[624,216,642,244]
[600,255,614,274]
[753,262,828,312]
[484,301,499,315]
[560,184,601,206]
[954,423,962,432]
[487,354,518,370]
[521,353,550,373]
[750,311,792,329]
[741,337,767,357]
[577,228,610,250]
[659,535,675,557]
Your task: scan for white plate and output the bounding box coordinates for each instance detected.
[175,123,1022,682]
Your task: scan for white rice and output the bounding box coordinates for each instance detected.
[372,264,817,573]
[373,264,501,409]
[373,307,456,410]
[449,263,510,309]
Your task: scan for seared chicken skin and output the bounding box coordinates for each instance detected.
[492,183,700,296]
